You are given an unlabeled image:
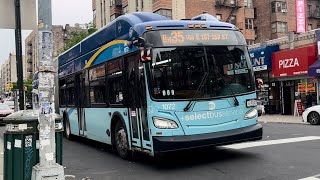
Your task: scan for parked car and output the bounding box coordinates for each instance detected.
[0,103,14,124]
[3,100,14,110]
[302,105,320,125]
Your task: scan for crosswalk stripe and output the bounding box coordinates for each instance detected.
[298,174,320,180]
[222,136,320,150]
[298,177,320,180]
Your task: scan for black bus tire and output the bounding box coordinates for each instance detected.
[64,114,73,140]
[114,120,131,159]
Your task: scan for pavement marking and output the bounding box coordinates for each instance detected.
[222,136,320,150]
[298,174,320,180]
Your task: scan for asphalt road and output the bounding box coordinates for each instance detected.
[1,123,320,180]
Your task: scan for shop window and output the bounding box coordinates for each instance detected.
[107,58,123,105]
[297,79,318,108]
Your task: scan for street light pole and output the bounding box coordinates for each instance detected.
[31,0,65,179]
[14,0,25,110]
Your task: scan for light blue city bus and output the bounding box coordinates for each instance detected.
[57,12,262,159]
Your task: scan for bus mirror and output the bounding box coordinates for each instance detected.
[133,37,145,47]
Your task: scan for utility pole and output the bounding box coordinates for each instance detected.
[31,0,65,179]
[14,0,24,110]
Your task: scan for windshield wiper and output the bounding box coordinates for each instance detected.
[211,55,239,106]
[183,72,208,111]
[184,46,210,112]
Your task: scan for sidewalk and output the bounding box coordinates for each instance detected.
[258,114,307,124]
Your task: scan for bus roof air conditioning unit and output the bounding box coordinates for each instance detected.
[191,14,219,22]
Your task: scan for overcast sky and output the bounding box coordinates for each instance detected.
[0,0,92,64]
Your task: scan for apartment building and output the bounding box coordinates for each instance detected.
[254,0,320,43]
[25,24,87,79]
[92,0,256,44]
[0,53,27,91]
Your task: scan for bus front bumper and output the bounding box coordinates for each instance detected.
[153,124,263,154]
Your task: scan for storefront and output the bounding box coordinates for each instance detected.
[249,45,280,114]
[308,59,320,105]
[272,45,317,115]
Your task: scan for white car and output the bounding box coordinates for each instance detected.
[302,105,320,125]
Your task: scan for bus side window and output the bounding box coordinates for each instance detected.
[89,64,106,104]
[107,58,124,105]
[59,79,66,106]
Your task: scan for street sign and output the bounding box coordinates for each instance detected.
[0,0,36,29]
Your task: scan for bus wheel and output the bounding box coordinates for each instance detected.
[64,115,72,140]
[114,121,130,159]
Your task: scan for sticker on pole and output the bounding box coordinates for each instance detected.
[25,135,32,147]
[7,141,11,150]
[40,102,52,114]
[14,139,22,148]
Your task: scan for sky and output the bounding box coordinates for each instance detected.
[0,0,93,64]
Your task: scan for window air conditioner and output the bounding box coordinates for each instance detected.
[281,9,287,13]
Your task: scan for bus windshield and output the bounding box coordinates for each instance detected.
[147,45,255,100]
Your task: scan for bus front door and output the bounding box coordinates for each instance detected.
[75,73,87,137]
[126,55,152,151]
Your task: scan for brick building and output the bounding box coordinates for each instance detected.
[25,24,86,79]
[0,53,27,91]
[93,0,256,44]
[254,0,320,43]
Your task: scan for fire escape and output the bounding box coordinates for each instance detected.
[215,0,242,25]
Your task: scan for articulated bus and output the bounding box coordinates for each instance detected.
[57,12,262,159]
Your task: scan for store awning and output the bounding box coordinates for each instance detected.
[308,60,320,77]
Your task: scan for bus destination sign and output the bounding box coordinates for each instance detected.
[159,30,240,46]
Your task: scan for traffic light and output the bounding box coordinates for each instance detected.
[257,78,263,90]
[6,83,13,90]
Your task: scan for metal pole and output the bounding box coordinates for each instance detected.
[32,0,65,179]
[14,0,24,110]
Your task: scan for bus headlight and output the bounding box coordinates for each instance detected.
[244,108,258,120]
[153,117,178,129]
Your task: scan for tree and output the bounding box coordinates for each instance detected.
[12,79,33,102]
[63,23,97,51]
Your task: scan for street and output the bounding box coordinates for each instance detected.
[1,123,319,180]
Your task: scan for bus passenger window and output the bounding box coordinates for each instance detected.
[107,58,123,105]
[89,65,106,104]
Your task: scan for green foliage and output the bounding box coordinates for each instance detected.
[12,79,33,102]
[63,24,98,52]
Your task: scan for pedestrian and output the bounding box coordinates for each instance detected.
[306,92,313,108]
